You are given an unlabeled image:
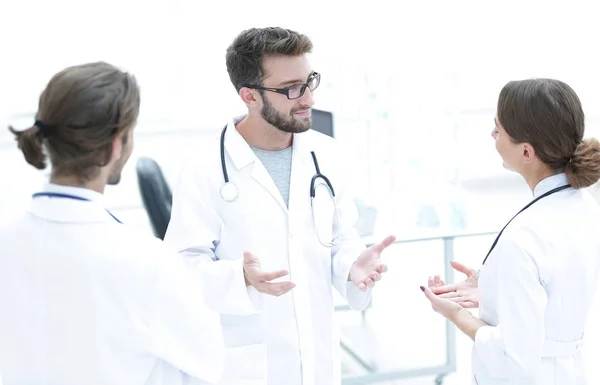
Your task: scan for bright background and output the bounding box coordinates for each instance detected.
[1,1,600,384]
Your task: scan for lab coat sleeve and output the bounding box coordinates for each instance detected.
[145,244,225,384]
[329,149,372,311]
[163,164,265,316]
[474,226,548,379]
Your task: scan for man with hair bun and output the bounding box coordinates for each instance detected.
[423,78,600,385]
[0,61,225,385]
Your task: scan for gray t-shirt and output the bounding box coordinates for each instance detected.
[251,146,293,207]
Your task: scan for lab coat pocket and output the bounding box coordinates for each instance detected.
[220,343,267,385]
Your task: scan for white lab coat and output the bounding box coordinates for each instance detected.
[472,173,600,385]
[0,183,225,385]
[164,120,370,385]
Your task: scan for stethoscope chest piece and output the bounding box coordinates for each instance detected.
[220,182,238,202]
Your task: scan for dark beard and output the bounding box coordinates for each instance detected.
[261,96,311,134]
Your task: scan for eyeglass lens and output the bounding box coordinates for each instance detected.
[288,74,320,99]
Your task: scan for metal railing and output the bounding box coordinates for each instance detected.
[338,230,498,385]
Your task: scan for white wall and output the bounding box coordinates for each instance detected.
[2,3,600,382]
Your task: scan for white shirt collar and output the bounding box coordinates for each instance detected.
[533,173,570,198]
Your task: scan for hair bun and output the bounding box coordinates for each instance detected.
[566,138,600,189]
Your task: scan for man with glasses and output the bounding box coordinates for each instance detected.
[164,27,396,385]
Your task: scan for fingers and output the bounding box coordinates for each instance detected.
[420,285,438,302]
[438,292,460,299]
[256,281,296,296]
[243,251,257,263]
[369,271,382,282]
[459,300,479,309]
[259,269,289,282]
[358,268,385,290]
[428,275,446,289]
[450,260,475,276]
[428,276,434,288]
[430,283,458,294]
[434,275,446,287]
[371,235,396,254]
[358,272,381,291]
[243,251,295,296]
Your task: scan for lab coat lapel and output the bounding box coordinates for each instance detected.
[251,162,288,212]
[224,122,288,213]
[288,132,313,213]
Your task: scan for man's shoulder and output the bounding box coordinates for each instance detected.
[175,130,223,182]
[0,210,29,240]
[302,129,343,154]
[304,128,337,144]
[302,129,354,167]
[110,225,180,266]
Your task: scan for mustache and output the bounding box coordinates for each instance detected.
[292,108,311,114]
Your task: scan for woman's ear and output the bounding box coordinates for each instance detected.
[522,142,536,163]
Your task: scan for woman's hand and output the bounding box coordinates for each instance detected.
[429,261,480,309]
[421,285,488,341]
[420,285,463,319]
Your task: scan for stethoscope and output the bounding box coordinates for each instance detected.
[219,126,340,247]
[32,192,123,224]
[481,184,571,265]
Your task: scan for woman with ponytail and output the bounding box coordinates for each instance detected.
[422,78,600,385]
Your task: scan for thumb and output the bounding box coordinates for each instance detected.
[371,234,397,253]
[420,285,437,302]
[450,260,473,276]
[243,251,258,264]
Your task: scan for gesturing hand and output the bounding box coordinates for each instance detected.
[420,285,463,319]
[349,235,396,291]
[243,251,295,297]
[429,261,479,309]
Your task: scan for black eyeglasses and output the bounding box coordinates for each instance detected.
[238,72,321,100]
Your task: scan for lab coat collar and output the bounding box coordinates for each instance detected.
[223,117,315,213]
[291,128,315,153]
[28,183,113,224]
[42,182,105,201]
[223,118,314,171]
[533,173,569,198]
[224,119,257,171]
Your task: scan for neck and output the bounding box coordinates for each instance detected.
[50,174,107,194]
[236,114,292,151]
[522,165,557,193]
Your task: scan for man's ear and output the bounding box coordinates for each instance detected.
[111,133,124,161]
[522,142,536,163]
[239,87,260,107]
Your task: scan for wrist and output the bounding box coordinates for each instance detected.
[448,307,467,323]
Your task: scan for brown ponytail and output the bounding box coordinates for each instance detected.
[8,124,47,170]
[565,138,600,189]
[6,62,140,182]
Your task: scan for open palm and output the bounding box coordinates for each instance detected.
[349,235,396,291]
[429,261,479,308]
